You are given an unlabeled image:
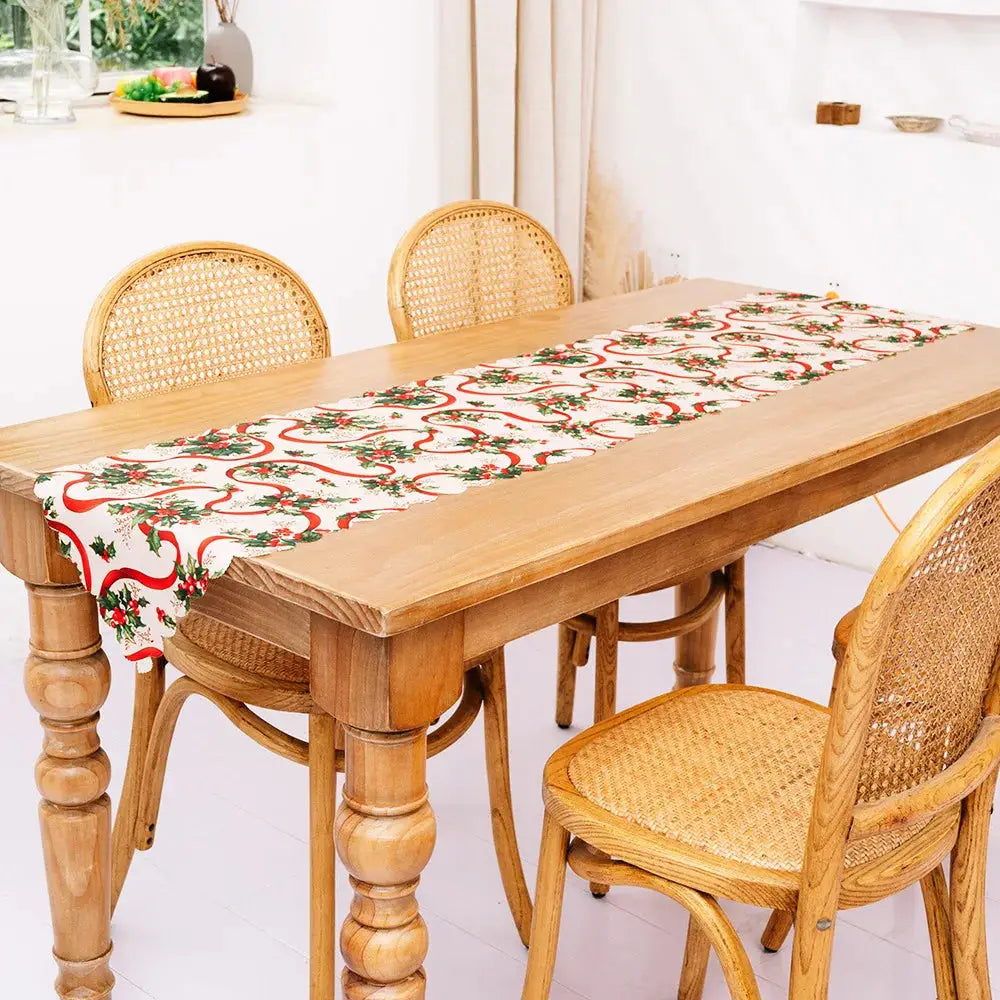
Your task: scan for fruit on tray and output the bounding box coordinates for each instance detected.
[152,67,196,88]
[115,64,239,104]
[196,63,237,103]
[116,75,174,102]
[159,90,211,104]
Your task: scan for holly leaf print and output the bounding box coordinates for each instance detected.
[89,536,117,562]
[156,607,177,631]
[370,385,440,408]
[658,316,717,331]
[302,411,383,435]
[173,555,210,609]
[87,463,181,489]
[109,498,208,529]
[252,492,327,513]
[339,440,422,468]
[168,430,258,458]
[533,346,594,366]
[455,463,530,482]
[239,462,303,481]
[471,368,546,387]
[531,392,589,415]
[98,585,148,643]
[359,474,421,498]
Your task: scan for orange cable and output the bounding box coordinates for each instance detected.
[873,493,902,534]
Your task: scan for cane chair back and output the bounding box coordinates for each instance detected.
[831,439,1000,826]
[855,480,1000,806]
[83,242,330,406]
[791,437,1000,992]
[387,200,574,342]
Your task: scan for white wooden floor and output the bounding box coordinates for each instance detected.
[1,545,997,999]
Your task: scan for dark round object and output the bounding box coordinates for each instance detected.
[196,63,237,102]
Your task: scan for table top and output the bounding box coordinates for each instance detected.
[3,278,999,635]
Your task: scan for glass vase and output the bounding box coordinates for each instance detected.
[13,0,98,124]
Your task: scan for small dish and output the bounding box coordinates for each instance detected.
[949,115,1000,147]
[887,115,942,134]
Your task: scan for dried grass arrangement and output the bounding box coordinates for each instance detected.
[102,0,158,42]
[213,0,241,23]
[583,168,683,299]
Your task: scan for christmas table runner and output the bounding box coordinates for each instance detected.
[36,291,971,661]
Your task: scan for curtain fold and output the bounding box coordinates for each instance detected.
[439,0,600,293]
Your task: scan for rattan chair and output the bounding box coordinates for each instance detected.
[83,243,533,994]
[387,200,748,743]
[523,435,1000,1000]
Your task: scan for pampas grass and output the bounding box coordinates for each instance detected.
[583,167,683,299]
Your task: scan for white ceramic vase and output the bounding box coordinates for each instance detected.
[205,22,253,96]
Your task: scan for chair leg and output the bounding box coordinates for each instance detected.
[555,624,578,730]
[678,915,711,1000]
[724,557,746,685]
[589,601,619,898]
[309,713,337,1000]
[674,575,720,689]
[521,813,570,1000]
[950,771,997,999]
[480,650,533,947]
[760,909,794,953]
[134,675,206,851]
[921,865,958,1000]
[681,894,761,1000]
[111,657,165,913]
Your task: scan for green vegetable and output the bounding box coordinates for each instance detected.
[120,75,182,102]
[159,90,210,104]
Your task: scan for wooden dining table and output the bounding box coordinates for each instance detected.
[2,277,1000,1000]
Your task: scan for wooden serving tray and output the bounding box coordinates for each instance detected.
[110,93,248,118]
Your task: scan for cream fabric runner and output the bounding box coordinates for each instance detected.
[35,291,970,660]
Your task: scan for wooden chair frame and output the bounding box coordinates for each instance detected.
[84,243,532,1000]
[522,436,1000,1000]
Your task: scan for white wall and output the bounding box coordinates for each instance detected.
[591,0,1000,569]
[0,1,442,426]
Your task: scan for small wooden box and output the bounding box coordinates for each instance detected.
[816,102,861,126]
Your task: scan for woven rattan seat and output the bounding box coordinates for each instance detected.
[177,613,308,685]
[565,686,929,876]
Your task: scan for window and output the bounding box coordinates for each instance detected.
[0,1,204,71]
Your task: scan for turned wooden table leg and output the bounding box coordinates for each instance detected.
[312,613,464,999]
[673,573,720,689]
[336,725,434,1000]
[24,583,115,1000]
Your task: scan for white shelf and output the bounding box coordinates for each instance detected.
[801,0,1000,14]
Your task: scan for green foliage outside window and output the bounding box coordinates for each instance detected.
[0,1,204,69]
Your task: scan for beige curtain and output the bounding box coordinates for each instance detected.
[438,0,600,293]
